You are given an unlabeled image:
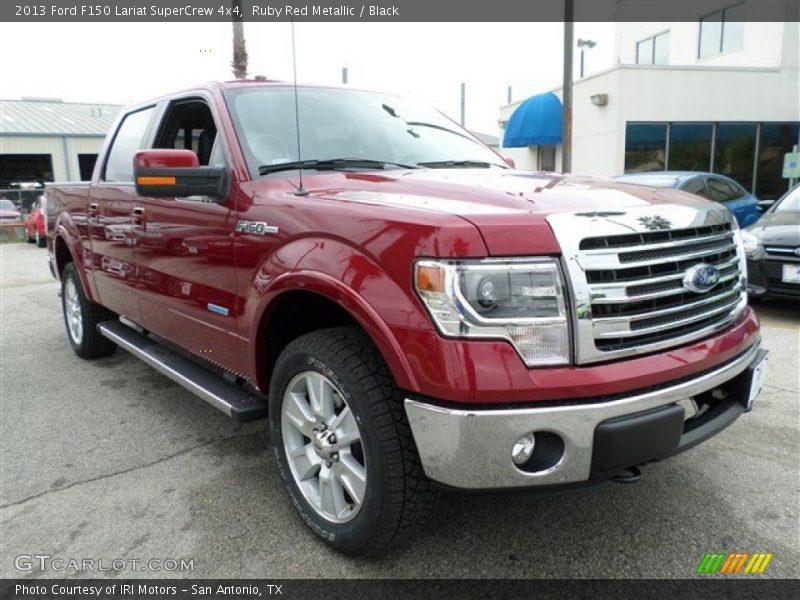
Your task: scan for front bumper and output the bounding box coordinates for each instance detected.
[747,255,800,299]
[405,342,766,490]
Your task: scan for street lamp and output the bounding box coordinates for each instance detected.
[577,38,597,79]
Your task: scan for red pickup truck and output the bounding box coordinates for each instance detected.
[46,80,767,555]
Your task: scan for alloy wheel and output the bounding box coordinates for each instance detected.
[64,278,83,344]
[281,371,367,524]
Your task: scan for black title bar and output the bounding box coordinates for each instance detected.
[2,0,798,22]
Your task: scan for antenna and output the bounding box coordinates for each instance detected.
[290,20,308,197]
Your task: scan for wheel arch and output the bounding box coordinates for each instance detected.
[251,272,419,395]
[53,227,96,303]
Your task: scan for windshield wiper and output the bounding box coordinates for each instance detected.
[258,158,415,176]
[417,160,499,169]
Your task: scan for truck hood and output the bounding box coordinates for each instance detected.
[291,168,714,255]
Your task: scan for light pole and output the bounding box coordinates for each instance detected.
[577,38,597,79]
[562,1,573,173]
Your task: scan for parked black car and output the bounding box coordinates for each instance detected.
[741,184,800,300]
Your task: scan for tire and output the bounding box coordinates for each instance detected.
[61,262,117,359]
[269,326,437,555]
[35,230,46,248]
[26,229,34,243]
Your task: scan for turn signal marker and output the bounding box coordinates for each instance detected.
[416,265,445,292]
[137,176,176,186]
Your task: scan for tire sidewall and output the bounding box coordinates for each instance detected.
[269,342,391,553]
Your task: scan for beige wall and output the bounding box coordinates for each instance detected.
[0,135,105,181]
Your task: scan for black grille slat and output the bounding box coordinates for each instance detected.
[629,294,739,331]
[586,248,737,284]
[579,223,731,251]
[595,313,732,352]
[625,279,685,297]
[594,279,739,319]
[618,237,734,264]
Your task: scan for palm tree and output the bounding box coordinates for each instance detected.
[231,0,248,79]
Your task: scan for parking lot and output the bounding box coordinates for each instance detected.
[0,242,797,579]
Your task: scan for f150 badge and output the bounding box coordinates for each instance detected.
[236,220,279,235]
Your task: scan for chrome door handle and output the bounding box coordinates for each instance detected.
[132,206,146,227]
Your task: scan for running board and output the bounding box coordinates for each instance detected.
[97,320,267,422]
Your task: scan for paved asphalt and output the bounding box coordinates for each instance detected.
[0,242,798,579]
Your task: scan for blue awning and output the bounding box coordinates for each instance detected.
[502,92,563,148]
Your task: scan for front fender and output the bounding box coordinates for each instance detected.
[244,237,431,393]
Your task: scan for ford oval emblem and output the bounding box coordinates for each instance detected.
[683,264,721,294]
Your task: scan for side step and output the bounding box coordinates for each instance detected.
[98,320,268,422]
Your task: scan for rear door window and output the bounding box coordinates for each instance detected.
[706,177,739,203]
[680,177,710,199]
[103,107,156,182]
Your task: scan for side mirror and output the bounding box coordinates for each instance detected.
[133,149,227,200]
[757,199,776,211]
[503,156,516,169]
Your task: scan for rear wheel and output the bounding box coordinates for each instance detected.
[269,326,437,555]
[61,262,117,359]
[35,230,46,248]
[26,228,34,243]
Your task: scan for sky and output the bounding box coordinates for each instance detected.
[0,22,615,135]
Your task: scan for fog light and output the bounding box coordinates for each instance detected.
[511,433,536,466]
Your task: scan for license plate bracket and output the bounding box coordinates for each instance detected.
[746,352,768,411]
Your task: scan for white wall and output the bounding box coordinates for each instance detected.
[499,60,799,178]
[615,21,788,69]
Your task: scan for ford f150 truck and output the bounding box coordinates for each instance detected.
[46,80,767,555]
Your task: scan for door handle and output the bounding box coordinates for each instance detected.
[132,206,146,226]
[87,202,98,215]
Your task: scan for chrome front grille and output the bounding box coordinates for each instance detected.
[548,205,748,364]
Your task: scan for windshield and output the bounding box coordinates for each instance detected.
[775,186,800,213]
[0,199,17,210]
[224,87,506,176]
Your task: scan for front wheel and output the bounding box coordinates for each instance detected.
[35,230,46,248]
[269,326,437,555]
[61,262,117,359]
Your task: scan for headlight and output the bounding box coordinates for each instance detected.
[414,258,570,366]
[740,230,760,255]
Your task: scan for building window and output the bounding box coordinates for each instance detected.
[636,31,669,65]
[538,145,556,171]
[668,123,713,171]
[78,154,98,181]
[699,2,745,58]
[625,120,800,198]
[757,122,800,199]
[0,154,54,188]
[624,123,667,172]
[714,123,757,192]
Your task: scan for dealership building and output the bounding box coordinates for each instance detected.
[499,16,800,199]
[0,98,121,191]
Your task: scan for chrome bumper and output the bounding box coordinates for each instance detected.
[405,342,764,489]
